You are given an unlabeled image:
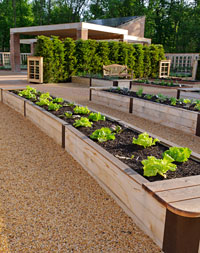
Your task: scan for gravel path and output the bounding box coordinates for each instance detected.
[0,103,161,252]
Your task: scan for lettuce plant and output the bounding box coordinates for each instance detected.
[136,88,143,97]
[36,98,50,106]
[163,147,191,162]
[144,94,153,100]
[48,102,62,111]
[88,112,105,122]
[26,85,37,94]
[194,103,200,111]
[19,89,36,99]
[73,117,93,127]
[64,111,73,118]
[90,127,116,142]
[156,94,168,103]
[170,97,177,106]
[132,132,159,148]
[73,106,90,114]
[53,97,64,103]
[142,154,177,178]
[40,92,52,100]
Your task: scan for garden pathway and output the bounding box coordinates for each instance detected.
[0,103,161,252]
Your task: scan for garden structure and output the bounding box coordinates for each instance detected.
[90,87,200,136]
[9,16,151,72]
[0,86,199,253]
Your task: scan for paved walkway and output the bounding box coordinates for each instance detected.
[0,103,161,252]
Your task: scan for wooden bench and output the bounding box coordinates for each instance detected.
[103,64,133,79]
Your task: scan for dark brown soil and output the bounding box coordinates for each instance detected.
[105,89,200,112]
[13,90,200,182]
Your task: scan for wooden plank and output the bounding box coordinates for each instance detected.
[3,91,25,115]
[64,125,166,247]
[26,102,63,145]
[168,198,200,217]
[156,185,200,203]
[144,175,200,193]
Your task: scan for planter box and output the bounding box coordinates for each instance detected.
[177,88,200,100]
[72,76,132,89]
[1,88,200,253]
[90,88,200,137]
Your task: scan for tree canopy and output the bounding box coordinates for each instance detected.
[0,0,199,53]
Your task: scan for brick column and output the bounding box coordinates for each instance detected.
[30,42,36,55]
[10,33,21,72]
[76,29,88,40]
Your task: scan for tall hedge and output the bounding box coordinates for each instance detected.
[35,36,165,83]
[35,36,55,83]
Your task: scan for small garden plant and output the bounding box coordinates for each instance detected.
[163,147,191,162]
[64,111,73,118]
[73,117,93,128]
[136,88,143,98]
[142,154,177,178]
[132,132,159,148]
[88,112,105,122]
[73,106,90,114]
[48,102,63,111]
[53,97,64,103]
[90,127,116,142]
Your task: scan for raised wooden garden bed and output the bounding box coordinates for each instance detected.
[1,88,200,253]
[72,76,132,89]
[90,87,200,137]
[177,87,200,100]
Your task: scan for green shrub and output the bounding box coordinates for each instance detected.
[35,35,165,83]
[35,35,55,83]
[133,44,144,78]
[63,38,77,79]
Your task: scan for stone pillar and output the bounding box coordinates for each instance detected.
[76,29,88,40]
[30,42,36,55]
[10,33,21,72]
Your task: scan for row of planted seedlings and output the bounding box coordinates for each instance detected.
[134,79,181,87]
[16,86,200,182]
[109,87,200,112]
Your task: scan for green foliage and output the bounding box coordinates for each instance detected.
[183,99,191,104]
[194,103,200,111]
[143,45,151,78]
[142,154,177,178]
[63,38,77,79]
[164,147,192,162]
[136,88,143,98]
[53,97,64,103]
[108,41,120,64]
[88,112,105,122]
[48,102,62,111]
[170,97,177,106]
[133,44,144,78]
[73,117,93,128]
[144,94,153,100]
[110,125,122,134]
[149,44,161,78]
[90,127,116,142]
[73,106,90,114]
[132,132,159,148]
[64,111,73,118]
[18,86,36,99]
[52,36,65,82]
[40,92,52,100]
[35,36,55,83]
[35,35,165,83]
[36,98,50,106]
[156,94,168,103]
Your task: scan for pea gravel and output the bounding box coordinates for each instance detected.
[0,103,161,252]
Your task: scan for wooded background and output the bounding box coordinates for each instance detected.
[0,0,199,53]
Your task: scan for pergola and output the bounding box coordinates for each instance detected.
[10,21,151,72]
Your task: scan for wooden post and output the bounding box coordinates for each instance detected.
[192,60,198,80]
[10,33,21,72]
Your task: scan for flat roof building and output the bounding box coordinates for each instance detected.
[10,16,151,71]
